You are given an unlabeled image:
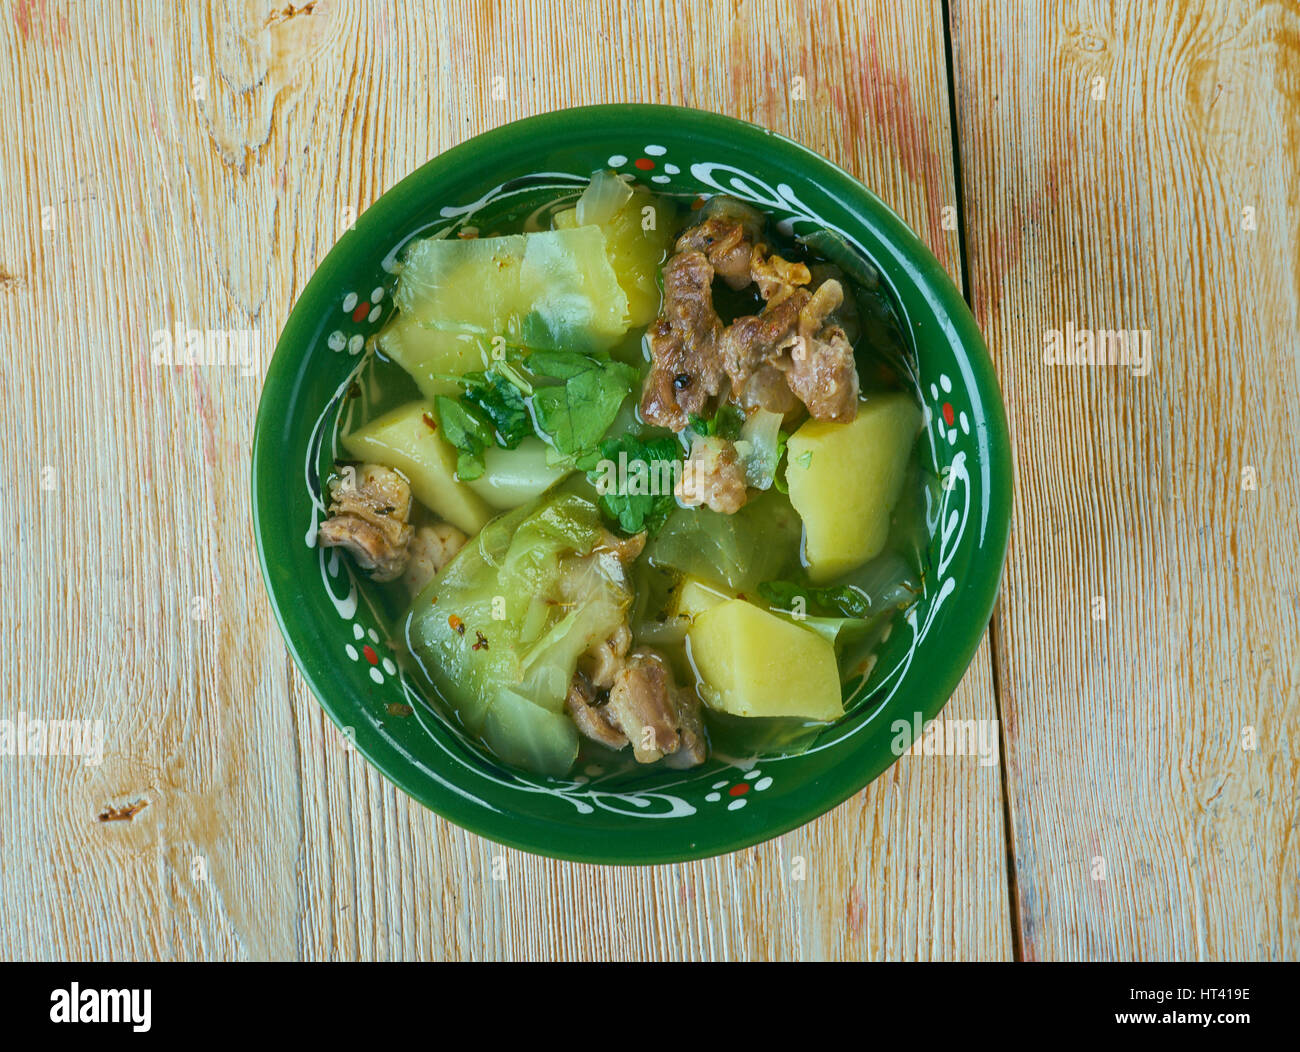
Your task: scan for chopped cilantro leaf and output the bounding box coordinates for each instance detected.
[688,402,745,440]
[588,431,681,536]
[433,396,494,481]
[758,580,875,619]
[526,350,639,465]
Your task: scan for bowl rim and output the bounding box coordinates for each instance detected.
[252,102,1012,864]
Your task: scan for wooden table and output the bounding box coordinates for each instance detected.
[2,0,1295,961]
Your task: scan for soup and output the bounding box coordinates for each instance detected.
[316,171,932,777]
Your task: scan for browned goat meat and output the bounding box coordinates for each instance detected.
[318,464,414,582]
[775,277,860,422]
[641,250,727,431]
[675,216,757,289]
[608,650,708,767]
[780,323,859,421]
[402,522,468,596]
[750,244,812,302]
[592,528,647,564]
[675,435,748,515]
[800,275,846,332]
[565,649,707,767]
[721,285,811,390]
[580,622,632,691]
[644,205,862,431]
[564,671,629,751]
[640,319,690,432]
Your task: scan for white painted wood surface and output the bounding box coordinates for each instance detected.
[952,0,1299,960]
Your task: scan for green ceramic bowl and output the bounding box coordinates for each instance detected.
[253,104,1011,864]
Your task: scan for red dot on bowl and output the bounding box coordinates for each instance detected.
[352,303,370,322]
[942,402,955,426]
[634,158,654,170]
[363,644,378,665]
[728,783,749,797]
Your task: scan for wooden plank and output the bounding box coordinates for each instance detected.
[0,0,1010,960]
[951,0,1300,959]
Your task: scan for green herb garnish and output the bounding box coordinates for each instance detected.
[688,402,745,440]
[758,580,875,619]
[588,431,681,537]
[772,430,790,493]
[526,350,639,466]
[461,370,531,448]
[433,396,494,481]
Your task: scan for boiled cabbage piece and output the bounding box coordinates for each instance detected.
[394,225,629,353]
[646,488,802,592]
[466,437,571,510]
[554,170,678,327]
[378,222,634,402]
[405,493,633,776]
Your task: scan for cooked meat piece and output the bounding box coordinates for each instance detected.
[641,319,687,432]
[641,251,727,431]
[564,670,628,751]
[736,362,802,419]
[774,279,859,422]
[579,621,632,690]
[721,286,811,389]
[800,276,845,332]
[675,216,756,290]
[724,275,860,423]
[318,464,414,582]
[605,649,707,765]
[696,194,766,234]
[593,528,646,564]
[645,204,862,432]
[750,244,811,302]
[810,263,861,342]
[675,435,748,515]
[641,320,691,433]
[566,646,708,767]
[663,251,725,354]
[780,323,860,421]
[662,696,709,770]
[402,521,468,596]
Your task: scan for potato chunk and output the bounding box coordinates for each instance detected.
[670,576,732,624]
[785,392,921,582]
[688,599,844,721]
[342,401,491,535]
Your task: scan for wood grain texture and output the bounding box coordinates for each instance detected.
[0,0,1012,960]
[952,0,1300,959]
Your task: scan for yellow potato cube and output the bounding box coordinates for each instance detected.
[688,599,844,721]
[342,401,492,535]
[669,576,733,624]
[785,393,921,583]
